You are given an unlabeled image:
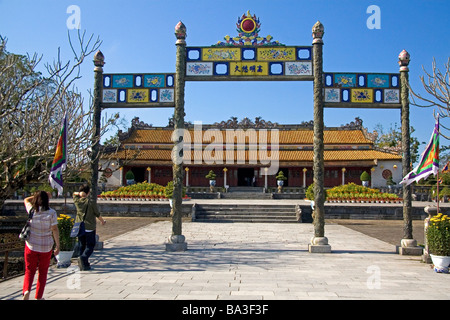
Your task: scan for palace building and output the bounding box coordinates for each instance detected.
[100,117,403,190]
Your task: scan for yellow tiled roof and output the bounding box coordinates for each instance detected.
[110,127,400,165]
[122,128,373,145]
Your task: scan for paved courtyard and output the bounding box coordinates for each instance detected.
[1,220,449,301]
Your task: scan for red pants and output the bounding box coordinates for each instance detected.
[23,245,52,299]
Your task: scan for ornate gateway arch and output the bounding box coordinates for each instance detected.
[91,11,417,255]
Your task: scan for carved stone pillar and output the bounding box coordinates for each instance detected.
[91,50,104,204]
[166,21,188,252]
[398,49,422,256]
[309,21,330,253]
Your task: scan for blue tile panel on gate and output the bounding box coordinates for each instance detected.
[324,73,401,105]
[102,74,175,105]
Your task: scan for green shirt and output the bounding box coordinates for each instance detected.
[73,195,101,231]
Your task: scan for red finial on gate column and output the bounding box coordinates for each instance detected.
[398,49,410,72]
[175,21,187,45]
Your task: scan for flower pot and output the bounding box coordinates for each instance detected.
[277,180,284,187]
[56,250,74,268]
[430,255,450,273]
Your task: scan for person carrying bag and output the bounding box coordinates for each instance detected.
[73,184,106,271]
[22,191,60,300]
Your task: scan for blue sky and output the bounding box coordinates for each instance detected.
[0,0,449,150]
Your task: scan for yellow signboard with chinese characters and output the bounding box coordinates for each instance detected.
[230,62,269,76]
[202,48,241,61]
[257,47,296,61]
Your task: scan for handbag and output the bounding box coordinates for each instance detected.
[19,208,34,241]
[70,206,87,238]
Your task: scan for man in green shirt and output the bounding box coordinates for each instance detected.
[73,184,106,271]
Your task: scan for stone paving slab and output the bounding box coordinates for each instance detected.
[1,221,449,301]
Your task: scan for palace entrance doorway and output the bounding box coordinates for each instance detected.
[238,168,255,186]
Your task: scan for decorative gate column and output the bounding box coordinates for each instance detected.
[166,21,188,252]
[309,21,331,253]
[398,50,422,255]
[91,50,105,203]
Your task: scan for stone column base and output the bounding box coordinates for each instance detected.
[398,239,423,256]
[165,242,188,252]
[165,235,188,252]
[308,237,331,253]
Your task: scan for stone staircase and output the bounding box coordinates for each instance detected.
[192,203,301,223]
[221,187,272,200]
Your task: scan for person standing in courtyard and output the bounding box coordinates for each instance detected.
[22,191,60,300]
[73,184,106,271]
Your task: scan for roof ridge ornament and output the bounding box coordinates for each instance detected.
[213,11,285,47]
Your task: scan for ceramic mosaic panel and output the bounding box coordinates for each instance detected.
[102,89,117,103]
[334,74,357,87]
[186,62,213,76]
[202,48,241,61]
[127,89,149,103]
[351,89,373,103]
[367,74,390,88]
[257,47,296,61]
[285,62,312,76]
[384,89,400,103]
[324,88,340,103]
[112,75,134,88]
[144,75,165,88]
[160,89,174,103]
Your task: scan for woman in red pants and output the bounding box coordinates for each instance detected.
[22,191,60,300]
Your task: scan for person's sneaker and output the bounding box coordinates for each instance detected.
[77,257,87,271]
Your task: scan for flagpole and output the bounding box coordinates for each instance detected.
[63,171,67,215]
[436,114,440,214]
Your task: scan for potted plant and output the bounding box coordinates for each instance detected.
[276,171,287,193]
[205,170,217,192]
[56,214,75,268]
[427,213,450,273]
[360,171,370,187]
[125,170,135,185]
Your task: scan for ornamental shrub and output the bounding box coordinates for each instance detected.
[276,171,287,181]
[205,170,216,180]
[360,171,370,182]
[57,214,75,251]
[125,170,135,180]
[427,213,450,256]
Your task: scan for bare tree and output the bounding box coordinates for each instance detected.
[0,31,120,210]
[409,57,450,139]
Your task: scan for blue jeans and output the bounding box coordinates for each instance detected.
[78,230,96,267]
